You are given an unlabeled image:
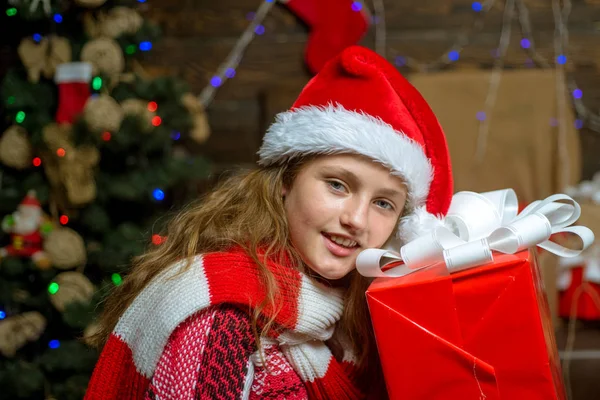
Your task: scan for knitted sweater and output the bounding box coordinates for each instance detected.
[85,249,365,400]
[144,305,309,399]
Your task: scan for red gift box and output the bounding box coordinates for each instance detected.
[366,250,565,400]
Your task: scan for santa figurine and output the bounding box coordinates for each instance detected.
[0,190,53,269]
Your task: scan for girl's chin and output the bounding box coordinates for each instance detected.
[307,265,353,285]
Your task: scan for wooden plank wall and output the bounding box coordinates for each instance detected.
[141,0,600,178]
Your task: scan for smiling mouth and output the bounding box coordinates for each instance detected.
[323,232,359,249]
[322,233,360,249]
[322,234,360,258]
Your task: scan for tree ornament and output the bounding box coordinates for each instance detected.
[54,62,93,124]
[83,94,123,133]
[74,0,107,8]
[0,191,53,270]
[121,98,155,132]
[42,124,100,206]
[84,7,143,39]
[103,7,143,37]
[42,123,73,188]
[80,38,124,76]
[62,145,100,205]
[0,311,46,357]
[17,36,71,83]
[0,126,32,169]
[282,0,370,74]
[43,227,86,269]
[27,0,52,15]
[48,271,95,312]
[181,93,211,144]
[190,113,211,144]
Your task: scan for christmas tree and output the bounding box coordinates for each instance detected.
[0,1,211,398]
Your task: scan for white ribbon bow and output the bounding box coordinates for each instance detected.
[357,189,595,278]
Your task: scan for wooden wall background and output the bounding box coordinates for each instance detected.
[140,0,600,182]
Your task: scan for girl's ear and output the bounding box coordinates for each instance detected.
[281,186,288,198]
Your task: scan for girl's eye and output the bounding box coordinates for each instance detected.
[375,199,394,210]
[327,180,346,192]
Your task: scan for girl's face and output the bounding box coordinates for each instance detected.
[283,154,407,280]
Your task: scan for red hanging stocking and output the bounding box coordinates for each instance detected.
[281,0,370,74]
[54,62,93,124]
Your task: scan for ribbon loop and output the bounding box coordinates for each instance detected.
[357,189,595,278]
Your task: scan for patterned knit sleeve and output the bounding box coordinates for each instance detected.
[144,304,257,400]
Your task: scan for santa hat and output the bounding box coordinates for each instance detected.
[20,190,42,209]
[258,45,453,244]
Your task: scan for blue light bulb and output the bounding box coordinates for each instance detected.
[153,189,165,201]
[448,51,460,62]
[139,41,152,51]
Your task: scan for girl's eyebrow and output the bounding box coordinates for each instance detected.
[377,187,405,199]
[322,166,405,199]
[321,166,359,184]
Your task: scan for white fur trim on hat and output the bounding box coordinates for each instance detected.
[382,206,447,250]
[398,206,446,243]
[258,104,433,209]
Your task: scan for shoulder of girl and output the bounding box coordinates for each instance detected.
[174,304,254,337]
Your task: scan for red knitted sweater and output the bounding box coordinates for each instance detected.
[144,305,309,399]
[85,249,365,399]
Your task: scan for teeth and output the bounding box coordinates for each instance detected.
[329,235,357,248]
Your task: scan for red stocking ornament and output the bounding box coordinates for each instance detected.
[54,62,93,124]
[281,0,370,74]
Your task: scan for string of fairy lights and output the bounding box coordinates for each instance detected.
[196,0,600,141]
[9,0,594,133]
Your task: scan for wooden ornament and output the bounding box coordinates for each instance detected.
[74,0,108,8]
[0,312,46,357]
[81,38,124,76]
[0,126,32,169]
[43,227,87,269]
[83,94,124,133]
[121,98,155,132]
[181,93,211,144]
[17,36,71,83]
[48,272,95,312]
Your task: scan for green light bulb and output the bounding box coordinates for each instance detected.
[15,111,25,123]
[48,282,59,294]
[92,76,102,90]
[111,273,123,286]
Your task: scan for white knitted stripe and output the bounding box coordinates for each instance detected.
[333,330,358,365]
[281,342,333,382]
[114,255,211,378]
[342,349,358,364]
[241,358,255,400]
[294,275,344,338]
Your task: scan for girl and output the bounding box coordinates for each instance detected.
[85,45,453,400]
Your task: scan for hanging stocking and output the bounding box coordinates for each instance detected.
[54,62,93,124]
[280,0,370,74]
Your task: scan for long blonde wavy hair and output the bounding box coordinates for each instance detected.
[90,156,389,395]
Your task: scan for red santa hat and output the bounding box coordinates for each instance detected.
[258,45,453,244]
[20,190,42,209]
